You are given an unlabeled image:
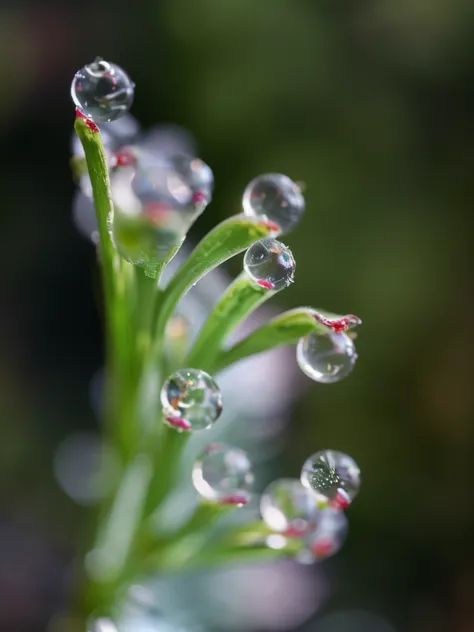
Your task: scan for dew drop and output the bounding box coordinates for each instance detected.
[161,368,223,431]
[192,443,254,505]
[243,238,295,291]
[297,508,348,564]
[243,173,305,235]
[300,450,361,508]
[110,150,213,269]
[131,153,213,210]
[71,57,135,123]
[297,330,357,383]
[260,478,321,536]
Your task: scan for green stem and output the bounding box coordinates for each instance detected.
[84,453,153,614]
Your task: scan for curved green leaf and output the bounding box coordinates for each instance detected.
[186,272,277,371]
[213,307,328,372]
[153,214,274,359]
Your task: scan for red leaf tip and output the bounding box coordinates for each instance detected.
[75,108,99,133]
[165,416,192,432]
[260,220,281,233]
[313,312,362,333]
[219,495,248,506]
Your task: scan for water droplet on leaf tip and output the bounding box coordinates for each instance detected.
[161,368,222,431]
[243,173,305,235]
[297,330,357,383]
[71,59,135,123]
[260,478,320,536]
[300,450,361,508]
[193,443,254,504]
[244,238,295,291]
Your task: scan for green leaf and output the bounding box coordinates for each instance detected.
[153,214,274,362]
[186,272,277,372]
[214,307,362,372]
[213,307,326,372]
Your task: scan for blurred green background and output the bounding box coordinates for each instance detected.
[1,1,474,631]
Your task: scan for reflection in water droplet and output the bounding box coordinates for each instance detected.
[71,58,135,122]
[242,173,305,234]
[161,368,223,431]
[300,449,361,508]
[243,238,295,291]
[297,330,357,383]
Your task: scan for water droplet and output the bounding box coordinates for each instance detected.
[297,330,357,383]
[110,150,213,270]
[242,173,305,234]
[192,443,254,505]
[243,238,295,290]
[71,57,135,122]
[300,450,361,508]
[298,508,348,563]
[161,368,223,431]
[260,478,321,536]
[131,154,213,209]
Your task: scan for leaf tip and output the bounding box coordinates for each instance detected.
[313,312,362,333]
[75,108,100,133]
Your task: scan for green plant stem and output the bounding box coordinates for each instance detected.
[186,272,276,372]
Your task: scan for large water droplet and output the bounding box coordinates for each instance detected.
[242,173,305,235]
[192,443,254,505]
[131,154,213,210]
[110,150,213,271]
[298,508,348,563]
[161,368,223,431]
[300,450,361,509]
[71,57,135,122]
[243,238,295,290]
[297,330,357,383]
[260,478,321,537]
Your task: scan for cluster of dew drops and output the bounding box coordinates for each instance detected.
[72,59,362,564]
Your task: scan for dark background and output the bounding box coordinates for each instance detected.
[1,1,474,631]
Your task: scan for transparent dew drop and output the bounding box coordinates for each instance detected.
[297,330,357,383]
[242,173,305,235]
[192,443,254,505]
[71,57,135,122]
[297,508,348,564]
[243,238,295,290]
[110,151,213,271]
[131,153,213,210]
[300,450,361,509]
[160,368,223,431]
[260,478,321,537]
